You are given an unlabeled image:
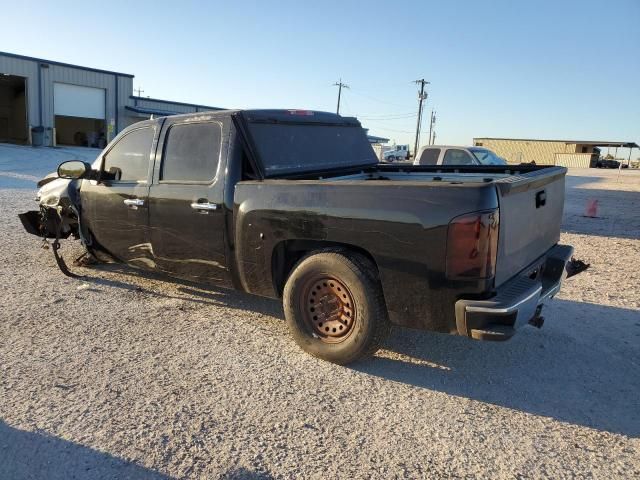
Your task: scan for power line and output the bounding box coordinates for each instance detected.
[357,112,418,120]
[348,89,413,109]
[333,79,349,115]
[357,120,415,134]
[340,95,355,117]
[413,79,430,156]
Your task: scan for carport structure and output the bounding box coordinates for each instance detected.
[589,141,639,167]
[474,137,639,167]
[553,141,639,168]
[559,141,640,169]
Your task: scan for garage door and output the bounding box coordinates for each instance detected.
[54,83,105,119]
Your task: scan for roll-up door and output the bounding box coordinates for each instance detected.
[54,83,107,147]
[54,83,105,119]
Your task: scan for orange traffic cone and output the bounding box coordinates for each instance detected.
[585,199,599,218]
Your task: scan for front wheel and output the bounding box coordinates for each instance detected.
[283,251,391,364]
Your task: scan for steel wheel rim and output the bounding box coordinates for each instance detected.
[302,275,356,343]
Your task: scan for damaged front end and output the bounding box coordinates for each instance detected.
[19,175,81,240]
[19,174,88,277]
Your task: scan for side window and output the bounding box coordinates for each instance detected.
[442,149,475,165]
[418,148,440,165]
[102,127,153,182]
[161,122,221,182]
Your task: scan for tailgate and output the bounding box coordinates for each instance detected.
[494,167,567,286]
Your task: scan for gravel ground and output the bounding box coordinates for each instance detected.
[1,163,639,479]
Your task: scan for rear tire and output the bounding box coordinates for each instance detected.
[283,250,390,364]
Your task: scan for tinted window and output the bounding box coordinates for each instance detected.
[161,122,221,182]
[418,148,440,165]
[247,123,377,175]
[103,127,153,182]
[442,149,475,165]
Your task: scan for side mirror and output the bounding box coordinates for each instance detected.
[57,160,92,179]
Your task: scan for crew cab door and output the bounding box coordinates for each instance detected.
[80,124,157,266]
[147,117,231,286]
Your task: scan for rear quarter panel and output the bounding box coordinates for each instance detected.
[234,180,499,333]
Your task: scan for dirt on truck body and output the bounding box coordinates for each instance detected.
[20,109,573,364]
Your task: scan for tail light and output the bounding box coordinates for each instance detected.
[446,210,499,279]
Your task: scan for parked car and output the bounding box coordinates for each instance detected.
[20,109,573,364]
[595,159,627,169]
[414,145,507,166]
[383,144,410,162]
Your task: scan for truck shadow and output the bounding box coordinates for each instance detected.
[0,420,171,480]
[81,264,640,437]
[355,299,640,438]
[85,263,284,318]
[0,421,274,479]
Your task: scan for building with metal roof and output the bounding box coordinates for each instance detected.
[473,137,638,168]
[0,51,222,147]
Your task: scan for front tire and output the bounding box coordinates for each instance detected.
[283,251,390,364]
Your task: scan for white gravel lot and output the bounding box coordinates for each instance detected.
[0,154,639,478]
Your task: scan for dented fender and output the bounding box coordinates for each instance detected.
[19,175,81,240]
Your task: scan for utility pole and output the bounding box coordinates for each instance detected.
[333,79,349,115]
[428,110,436,145]
[413,79,430,157]
[134,87,145,97]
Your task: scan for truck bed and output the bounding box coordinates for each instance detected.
[233,163,567,333]
[281,164,567,287]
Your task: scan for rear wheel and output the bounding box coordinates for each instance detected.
[283,251,390,364]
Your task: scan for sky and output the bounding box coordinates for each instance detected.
[1,0,639,156]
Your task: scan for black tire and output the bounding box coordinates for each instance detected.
[283,250,391,364]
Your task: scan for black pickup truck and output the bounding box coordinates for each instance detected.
[20,109,573,364]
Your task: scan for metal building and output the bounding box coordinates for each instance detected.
[473,137,638,168]
[0,51,221,148]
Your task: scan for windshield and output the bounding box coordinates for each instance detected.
[469,148,507,165]
[246,121,378,176]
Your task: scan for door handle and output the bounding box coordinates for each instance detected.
[190,202,218,211]
[123,198,145,208]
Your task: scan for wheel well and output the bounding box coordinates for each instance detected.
[271,240,379,297]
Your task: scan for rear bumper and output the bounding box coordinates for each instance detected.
[455,244,573,341]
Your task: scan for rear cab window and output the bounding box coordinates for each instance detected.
[242,111,378,177]
[160,122,222,183]
[418,148,440,165]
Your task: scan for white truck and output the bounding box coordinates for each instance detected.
[382,144,410,162]
[414,145,507,166]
